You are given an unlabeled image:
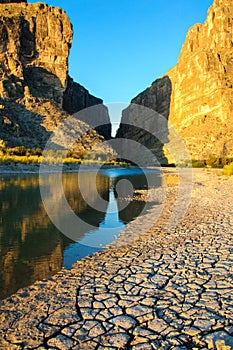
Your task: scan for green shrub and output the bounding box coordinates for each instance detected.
[64,157,81,164]
[190,157,233,169]
[192,159,206,168]
[30,148,43,156]
[206,157,221,168]
[9,146,27,156]
[205,157,233,168]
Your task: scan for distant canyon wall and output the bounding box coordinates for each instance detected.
[116,77,172,165]
[117,0,233,162]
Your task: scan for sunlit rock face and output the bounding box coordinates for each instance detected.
[0,2,72,103]
[118,0,233,161]
[0,1,111,148]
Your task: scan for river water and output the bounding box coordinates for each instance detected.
[0,167,161,299]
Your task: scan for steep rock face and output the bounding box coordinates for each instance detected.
[0,2,72,104]
[0,1,111,148]
[63,77,103,115]
[131,76,172,120]
[63,76,111,139]
[118,0,233,161]
[116,76,171,165]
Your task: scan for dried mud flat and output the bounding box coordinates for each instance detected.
[1,168,233,350]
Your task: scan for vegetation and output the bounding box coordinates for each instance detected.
[0,143,124,166]
[1,142,232,170]
[191,159,206,168]
[223,162,233,176]
[191,157,233,169]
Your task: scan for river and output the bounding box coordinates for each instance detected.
[0,167,161,299]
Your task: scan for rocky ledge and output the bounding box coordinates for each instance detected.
[0,169,233,349]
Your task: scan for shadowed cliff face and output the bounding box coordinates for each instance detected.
[0,1,111,147]
[116,76,172,166]
[63,77,112,140]
[118,0,233,161]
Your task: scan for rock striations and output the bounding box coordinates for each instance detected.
[117,0,233,162]
[0,1,111,148]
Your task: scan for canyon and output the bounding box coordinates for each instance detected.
[117,0,233,162]
[1,0,233,162]
[0,0,111,150]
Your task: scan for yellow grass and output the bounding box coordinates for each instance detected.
[0,154,125,166]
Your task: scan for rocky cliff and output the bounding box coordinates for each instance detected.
[116,77,171,165]
[0,1,111,149]
[117,0,233,161]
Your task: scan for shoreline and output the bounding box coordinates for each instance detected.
[0,162,164,175]
[1,169,233,349]
[0,162,99,175]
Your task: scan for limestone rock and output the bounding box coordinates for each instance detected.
[0,1,111,148]
[117,0,233,161]
[0,2,72,104]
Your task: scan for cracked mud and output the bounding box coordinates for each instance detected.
[0,169,233,349]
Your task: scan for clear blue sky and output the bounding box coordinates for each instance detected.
[30,0,213,103]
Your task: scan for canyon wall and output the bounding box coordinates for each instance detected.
[117,0,233,162]
[0,1,111,148]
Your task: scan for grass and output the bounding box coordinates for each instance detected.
[0,153,123,165]
[0,155,42,164]
[0,146,126,166]
[192,157,233,169]
[191,159,206,168]
[1,144,232,170]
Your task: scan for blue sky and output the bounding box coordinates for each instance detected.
[31,0,213,104]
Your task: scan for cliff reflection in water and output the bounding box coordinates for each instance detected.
[0,172,110,300]
[0,168,161,300]
[115,172,162,224]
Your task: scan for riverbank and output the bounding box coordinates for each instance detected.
[0,162,128,174]
[1,168,233,349]
[0,162,105,174]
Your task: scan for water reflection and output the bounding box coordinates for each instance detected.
[0,168,161,300]
[113,171,162,223]
[0,172,110,299]
[78,189,125,248]
[64,189,125,268]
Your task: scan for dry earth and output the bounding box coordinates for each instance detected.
[0,168,233,349]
